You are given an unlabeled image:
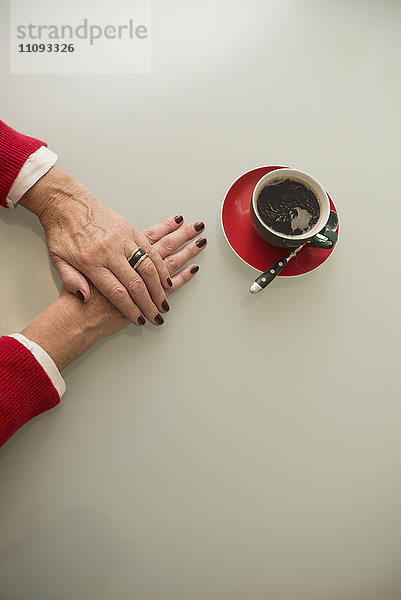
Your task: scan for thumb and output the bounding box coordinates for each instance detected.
[53,258,91,302]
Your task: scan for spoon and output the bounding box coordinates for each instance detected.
[249,211,339,294]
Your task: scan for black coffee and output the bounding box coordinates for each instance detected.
[256,178,321,236]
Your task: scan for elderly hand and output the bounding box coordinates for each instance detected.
[21,213,207,370]
[71,211,208,338]
[20,167,206,327]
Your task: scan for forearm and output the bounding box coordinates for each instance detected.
[1,288,127,446]
[21,293,103,371]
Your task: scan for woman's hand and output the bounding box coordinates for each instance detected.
[20,167,206,327]
[70,212,208,337]
[21,213,207,370]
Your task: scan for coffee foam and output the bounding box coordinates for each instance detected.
[288,207,314,234]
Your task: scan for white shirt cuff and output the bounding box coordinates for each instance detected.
[6,146,57,208]
[6,333,66,398]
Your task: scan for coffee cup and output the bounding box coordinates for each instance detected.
[250,168,338,249]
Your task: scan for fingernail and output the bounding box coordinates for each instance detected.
[194,221,205,232]
[190,265,199,274]
[196,237,207,248]
[167,277,173,287]
[76,289,85,302]
[162,299,170,312]
[155,314,164,325]
[174,215,183,224]
[138,315,146,326]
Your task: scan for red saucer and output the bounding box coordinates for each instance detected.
[221,165,340,277]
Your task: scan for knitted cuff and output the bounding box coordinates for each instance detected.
[0,336,60,448]
[0,120,47,208]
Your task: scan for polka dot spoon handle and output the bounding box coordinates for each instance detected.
[249,245,305,294]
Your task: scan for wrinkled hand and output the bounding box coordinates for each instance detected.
[20,168,206,327]
[21,214,207,372]
[59,212,207,337]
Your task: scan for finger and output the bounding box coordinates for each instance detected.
[89,268,147,326]
[164,236,208,275]
[135,257,171,314]
[154,221,206,259]
[53,257,91,302]
[166,264,200,296]
[142,214,184,244]
[112,259,166,325]
[135,231,173,290]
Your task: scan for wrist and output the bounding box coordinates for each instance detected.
[19,167,95,226]
[19,166,57,219]
[21,292,103,371]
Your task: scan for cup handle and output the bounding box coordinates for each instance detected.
[310,226,337,249]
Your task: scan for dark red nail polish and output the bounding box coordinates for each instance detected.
[162,300,170,312]
[196,237,207,248]
[76,289,85,302]
[174,215,183,224]
[155,314,164,325]
[190,265,199,274]
[138,315,146,325]
[194,221,205,232]
[167,277,173,287]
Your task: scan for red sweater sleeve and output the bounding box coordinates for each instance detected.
[0,120,47,208]
[0,336,60,448]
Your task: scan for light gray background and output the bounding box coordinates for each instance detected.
[0,1,400,599]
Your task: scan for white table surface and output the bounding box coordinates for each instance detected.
[1,1,401,599]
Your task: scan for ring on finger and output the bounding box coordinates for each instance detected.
[128,247,148,271]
